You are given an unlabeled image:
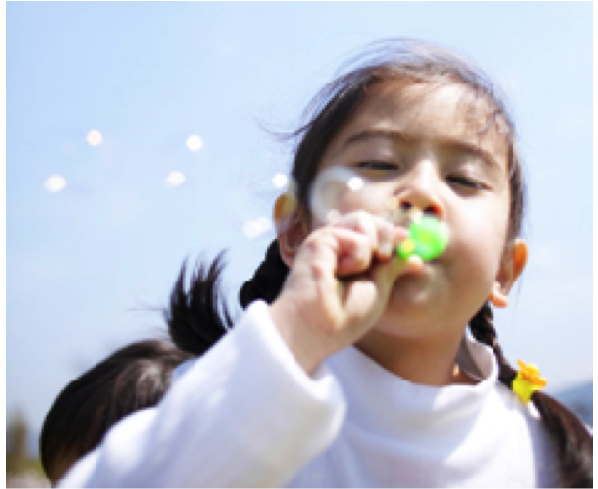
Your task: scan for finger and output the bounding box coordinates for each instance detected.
[332,228,375,276]
[368,252,423,299]
[376,220,410,261]
[336,225,409,277]
[406,254,424,271]
[332,211,379,253]
[296,227,374,279]
[333,211,408,262]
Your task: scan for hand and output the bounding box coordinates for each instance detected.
[269,211,423,374]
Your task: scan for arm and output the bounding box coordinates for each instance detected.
[61,211,413,487]
[59,301,345,488]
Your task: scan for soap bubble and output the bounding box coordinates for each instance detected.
[44,175,67,193]
[242,216,272,239]
[308,166,406,227]
[166,171,186,187]
[186,135,203,152]
[307,166,450,262]
[272,173,289,189]
[86,129,102,147]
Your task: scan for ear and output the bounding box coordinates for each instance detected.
[489,238,528,308]
[273,193,309,267]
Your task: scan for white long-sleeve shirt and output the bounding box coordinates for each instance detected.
[59,300,559,487]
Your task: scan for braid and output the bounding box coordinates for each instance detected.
[239,239,289,308]
[468,301,516,387]
[531,392,593,487]
[469,302,593,487]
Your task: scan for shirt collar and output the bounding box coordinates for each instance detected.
[325,331,499,440]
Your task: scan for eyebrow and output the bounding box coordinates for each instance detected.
[337,128,503,170]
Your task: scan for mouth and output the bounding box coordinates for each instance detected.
[400,258,436,278]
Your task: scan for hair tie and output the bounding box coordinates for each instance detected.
[512,360,547,403]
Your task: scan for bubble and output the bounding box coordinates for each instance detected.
[326,209,342,224]
[307,165,449,262]
[86,130,102,146]
[44,175,67,193]
[242,216,272,239]
[309,166,402,226]
[166,171,186,187]
[272,173,288,189]
[347,176,364,191]
[186,135,203,152]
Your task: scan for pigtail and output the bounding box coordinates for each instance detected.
[469,301,593,488]
[468,301,517,386]
[165,252,233,356]
[239,239,289,308]
[165,241,288,357]
[531,392,593,487]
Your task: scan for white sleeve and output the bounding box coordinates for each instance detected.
[58,300,346,488]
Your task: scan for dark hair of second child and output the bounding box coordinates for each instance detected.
[40,340,192,485]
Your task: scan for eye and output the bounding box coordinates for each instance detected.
[355,161,398,171]
[446,176,488,190]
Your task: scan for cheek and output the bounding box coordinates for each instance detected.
[455,229,503,276]
[450,205,509,287]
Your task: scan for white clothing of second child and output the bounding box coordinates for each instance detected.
[59,301,560,488]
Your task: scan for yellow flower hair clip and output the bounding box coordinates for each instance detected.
[512,360,547,404]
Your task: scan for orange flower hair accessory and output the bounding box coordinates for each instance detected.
[512,360,547,404]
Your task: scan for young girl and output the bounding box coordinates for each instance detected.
[59,39,592,488]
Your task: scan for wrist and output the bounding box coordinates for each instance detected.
[269,298,331,376]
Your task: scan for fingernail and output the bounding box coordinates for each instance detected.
[380,242,393,256]
[356,247,370,263]
[407,255,424,268]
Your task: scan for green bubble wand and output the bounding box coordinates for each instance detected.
[393,208,448,262]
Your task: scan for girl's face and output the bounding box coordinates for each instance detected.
[312,81,523,340]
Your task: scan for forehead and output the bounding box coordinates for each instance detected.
[324,81,510,169]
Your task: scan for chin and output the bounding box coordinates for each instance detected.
[382,276,447,324]
[375,309,445,340]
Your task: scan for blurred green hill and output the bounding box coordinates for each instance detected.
[6,411,49,488]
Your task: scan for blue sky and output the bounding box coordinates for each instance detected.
[7,2,592,434]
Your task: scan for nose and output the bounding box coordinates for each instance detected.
[396,163,444,219]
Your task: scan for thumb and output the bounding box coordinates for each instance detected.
[370,254,424,299]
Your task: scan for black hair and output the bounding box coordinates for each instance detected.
[167,39,592,487]
[469,302,593,487]
[40,340,192,485]
[165,253,233,355]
